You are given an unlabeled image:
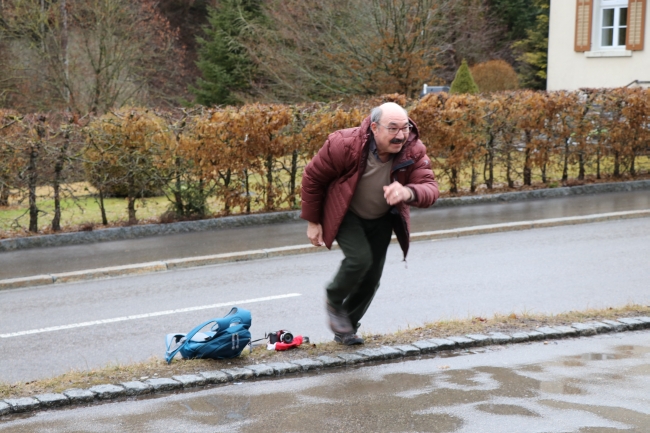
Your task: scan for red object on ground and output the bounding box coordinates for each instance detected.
[274,335,304,351]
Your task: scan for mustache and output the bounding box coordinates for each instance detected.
[390,138,406,144]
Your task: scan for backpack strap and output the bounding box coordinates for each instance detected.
[165,333,186,353]
[213,307,252,331]
[165,319,218,364]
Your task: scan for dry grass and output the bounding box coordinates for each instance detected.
[1,153,648,238]
[440,170,650,198]
[1,303,648,400]
[433,155,650,194]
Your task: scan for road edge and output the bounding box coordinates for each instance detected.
[2,179,649,252]
[1,209,649,291]
[1,316,649,418]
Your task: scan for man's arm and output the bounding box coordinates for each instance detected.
[300,136,346,224]
[403,142,439,208]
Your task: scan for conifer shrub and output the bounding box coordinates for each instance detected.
[470,60,519,93]
[449,59,479,94]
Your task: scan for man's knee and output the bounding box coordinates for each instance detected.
[344,249,373,276]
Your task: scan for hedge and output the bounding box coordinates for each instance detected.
[0,89,648,234]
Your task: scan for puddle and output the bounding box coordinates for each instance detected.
[2,335,649,432]
[549,344,648,371]
[475,403,540,417]
[563,359,586,367]
[539,381,585,395]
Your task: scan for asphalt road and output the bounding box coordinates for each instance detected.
[2,331,649,432]
[1,217,649,383]
[1,190,649,280]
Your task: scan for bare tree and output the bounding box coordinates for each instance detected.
[0,0,184,114]
[225,0,437,101]
[430,0,507,82]
[229,0,503,102]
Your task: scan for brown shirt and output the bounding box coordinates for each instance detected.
[348,151,392,220]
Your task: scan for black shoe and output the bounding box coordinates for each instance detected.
[326,303,353,334]
[334,332,365,345]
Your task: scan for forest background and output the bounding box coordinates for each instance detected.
[0,0,548,112]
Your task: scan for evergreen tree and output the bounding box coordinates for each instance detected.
[191,0,264,106]
[512,0,549,90]
[450,59,479,94]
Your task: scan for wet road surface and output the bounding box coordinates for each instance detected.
[1,331,649,432]
[1,217,648,383]
[1,190,649,280]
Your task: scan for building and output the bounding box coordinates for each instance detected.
[547,0,649,90]
[420,84,450,97]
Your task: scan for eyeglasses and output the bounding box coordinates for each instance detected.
[377,123,412,135]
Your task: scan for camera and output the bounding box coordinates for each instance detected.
[267,330,293,344]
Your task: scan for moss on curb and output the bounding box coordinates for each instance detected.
[1,303,649,400]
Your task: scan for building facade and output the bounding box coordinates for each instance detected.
[547,0,648,90]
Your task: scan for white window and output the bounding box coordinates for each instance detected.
[575,0,645,55]
[599,0,628,48]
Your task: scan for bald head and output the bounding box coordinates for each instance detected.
[370,102,408,124]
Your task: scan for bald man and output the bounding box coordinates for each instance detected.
[300,103,439,345]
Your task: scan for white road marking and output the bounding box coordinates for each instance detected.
[0,293,301,338]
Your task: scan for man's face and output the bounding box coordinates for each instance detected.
[371,108,410,157]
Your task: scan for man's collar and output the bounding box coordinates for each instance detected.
[368,134,398,161]
[368,136,382,161]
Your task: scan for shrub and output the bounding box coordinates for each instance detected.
[83,108,174,224]
[470,60,519,93]
[3,90,649,233]
[0,109,24,207]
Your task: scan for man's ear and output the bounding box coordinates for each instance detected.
[370,123,377,135]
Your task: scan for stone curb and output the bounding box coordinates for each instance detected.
[2,209,649,292]
[2,316,649,418]
[409,210,650,243]
[1,180,648,253]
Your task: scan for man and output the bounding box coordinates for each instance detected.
[300,102,439,345]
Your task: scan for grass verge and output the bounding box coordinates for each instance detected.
[2,171,649,240]
[1,303,649,400]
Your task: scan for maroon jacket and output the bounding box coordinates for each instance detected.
[300,116,439,258]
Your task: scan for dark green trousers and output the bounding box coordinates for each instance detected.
[326,211,393,330]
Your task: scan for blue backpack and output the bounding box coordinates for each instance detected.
[165,307,252,364]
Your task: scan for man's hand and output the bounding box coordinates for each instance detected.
[307,221,325,247]
[383,182,413,206]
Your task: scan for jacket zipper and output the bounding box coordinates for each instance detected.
[391,159,415,181]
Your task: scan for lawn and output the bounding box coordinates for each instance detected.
[435,154,650,191]
[0,186,170,233]
[1,155,648,237]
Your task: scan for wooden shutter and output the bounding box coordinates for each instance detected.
[627,0,646,50]
[575,0,594,52]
